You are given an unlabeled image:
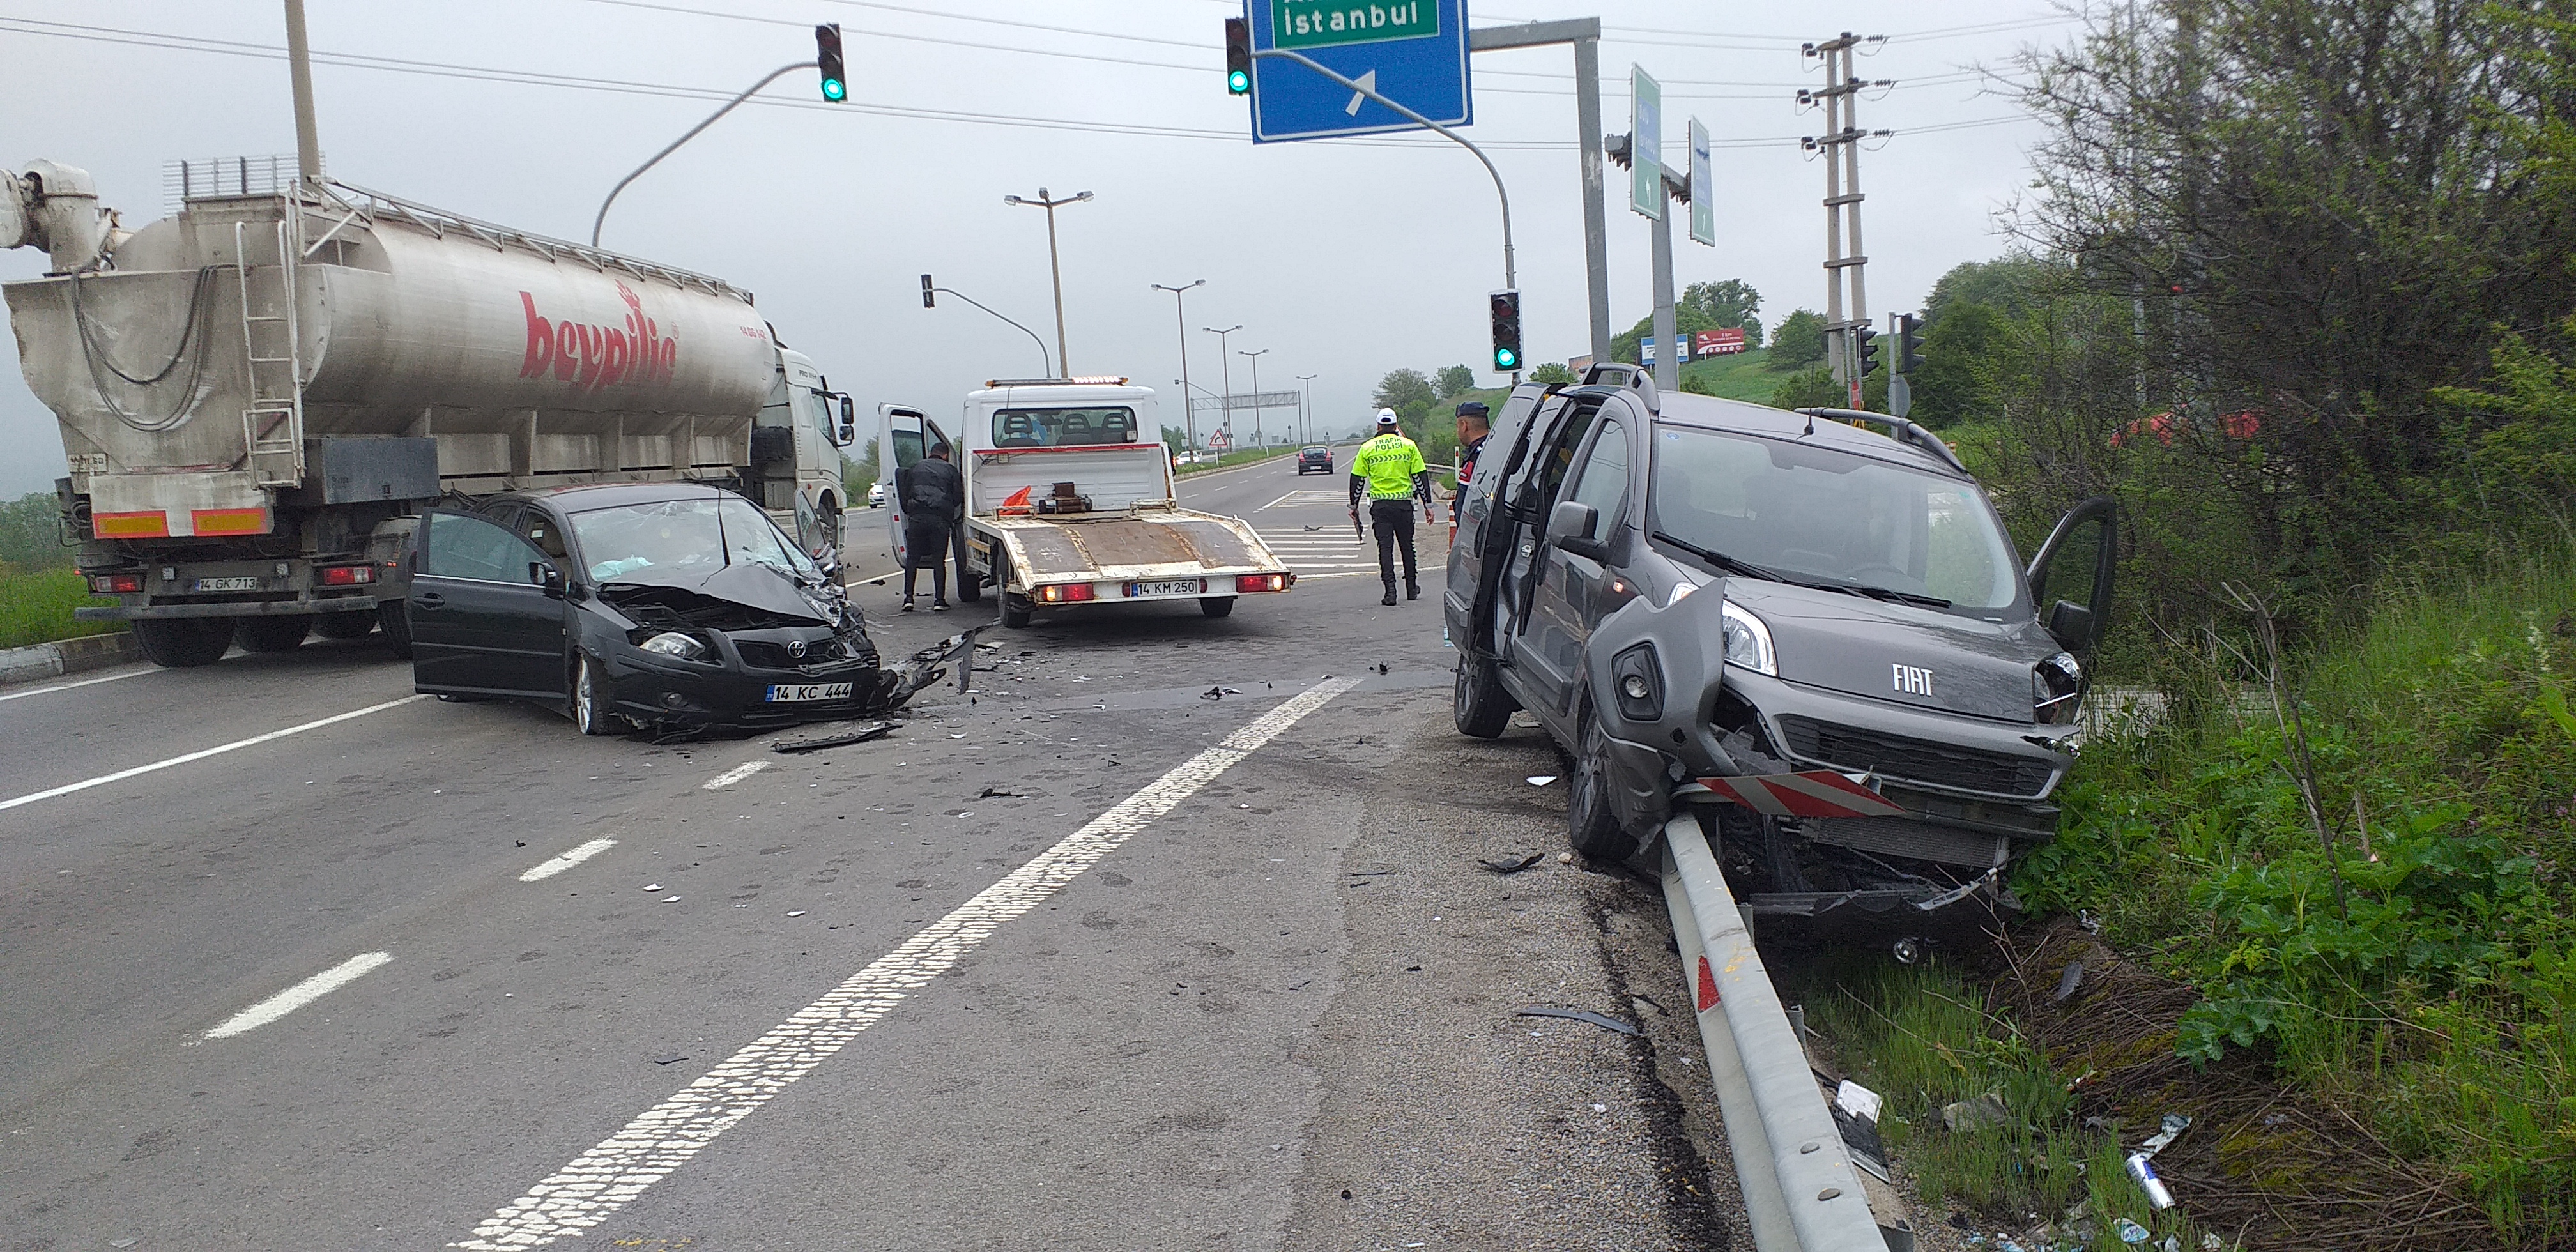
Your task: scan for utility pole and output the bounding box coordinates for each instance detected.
[1238,349,1269,447]
[1296,373,1318,445]
[282,0,323,185]
[1004,187,1092,376]
[1205,324,1241,452]
[1804,33,1888,409]
[1151,280,1205,452]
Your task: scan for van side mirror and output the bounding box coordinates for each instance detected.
[2046,599,2095,652]
[1546,499,1608,561]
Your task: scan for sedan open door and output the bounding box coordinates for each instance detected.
[406,510,569,700]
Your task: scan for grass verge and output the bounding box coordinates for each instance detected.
[0,569,119,652]
[1174,444,1303,476]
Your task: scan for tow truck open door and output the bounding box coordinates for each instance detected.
[878,404,953,571]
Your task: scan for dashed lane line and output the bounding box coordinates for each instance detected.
[202,952,392,1040]
[0,694,430,814]
[451,675,1364,1250]
[519,838,619,883]
[700,761,771,790]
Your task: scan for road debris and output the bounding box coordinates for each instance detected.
[1942,1091,2011,1131]
[1200,685,1243,700]
[2126,1152,2177,1210]
[1477,851,1545,874]
[976,786,1025,798]
[770,721,896,754]
[1374,662,1390,674]
[642,883,663,892]
[1832,1080,1891,1180]
[2113,1217,2151,1244]
[2136,1111,2192,1158]
[1514,1006,1639,1036]
[787,910,806,917]
[1526,775,1558,786]
[653,1054,688,1065]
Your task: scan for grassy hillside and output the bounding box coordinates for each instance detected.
[1675,346,1797,402]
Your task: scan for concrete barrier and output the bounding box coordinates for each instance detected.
[0,631,139,688]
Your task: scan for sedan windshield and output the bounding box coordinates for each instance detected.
[1646,425,2024,611]
[569,494,822,584]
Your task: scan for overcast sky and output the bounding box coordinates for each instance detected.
[0,0,2069,496]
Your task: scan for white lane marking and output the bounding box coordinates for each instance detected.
[700,761,770,790]
[1258,491,1299,510]
[519,837,618,882]
[203,952,392,1039]
[453,675,1362,1250]
[0,694,429,814]
[0,665,151,704]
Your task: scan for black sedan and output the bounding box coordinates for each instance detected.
[1296,446,1333,474]
[404,482,916,733]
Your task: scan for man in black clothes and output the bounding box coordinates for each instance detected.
[895,442,964,611]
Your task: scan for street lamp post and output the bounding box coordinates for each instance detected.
[1003,187,1092,376]
[1151,280,1205,454]
[1237,349,1269,447]
[1296,373,1319,445]
[1204,324,1241,453]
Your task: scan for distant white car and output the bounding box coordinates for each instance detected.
[867,480,887,508]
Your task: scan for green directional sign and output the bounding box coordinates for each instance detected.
[1630,66,1663,220]
[1689,118,1715,245]
[1274,1,1439,49]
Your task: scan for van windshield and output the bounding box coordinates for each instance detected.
[1646,425,2024,612]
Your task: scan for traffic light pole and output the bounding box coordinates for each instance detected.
[592,61,815,247]
[923,280,1052,378]
[1253,49,1514,300]
[1468,19,1610,366]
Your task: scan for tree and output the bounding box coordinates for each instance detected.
[1682,279,1764,346]
[0,492,71,574]
[1529,362,1577,385]
[1434,364,1476,399]
[1769,309,1827,369]
[1371,368,1436,420]
[1922,254,2047,328]
[1908,301,2007,429]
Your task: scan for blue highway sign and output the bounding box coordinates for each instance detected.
[1245,0,1473,143]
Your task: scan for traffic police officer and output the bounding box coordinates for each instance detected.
[1348,409,1436,606]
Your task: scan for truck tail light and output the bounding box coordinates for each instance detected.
[88,572,145,593]
[1039,583,1096,604]
[320,564,376,586]
[1236,573,1290,593]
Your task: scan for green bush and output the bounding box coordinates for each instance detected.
[0,491,72,574]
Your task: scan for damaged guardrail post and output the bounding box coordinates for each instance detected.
[1660,812,1895,1252]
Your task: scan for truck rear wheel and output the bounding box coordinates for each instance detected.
[134,618,234,668]
[234,615,314,653]
[1199,596,1236,618]
[312,612,376,641]
[378,600,415,659]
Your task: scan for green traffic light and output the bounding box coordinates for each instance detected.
[822,78,847,101]
[1494,347,1519,369]
[1229,69,1250,94]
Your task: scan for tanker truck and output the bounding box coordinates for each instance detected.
[1,158,856,667]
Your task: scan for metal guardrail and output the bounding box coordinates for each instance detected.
[1659,812,1898,1252]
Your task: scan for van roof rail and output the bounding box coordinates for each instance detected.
[1794,408,1969,475]
[1579,362,1659,413]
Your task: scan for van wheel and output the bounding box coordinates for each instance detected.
[572,655,620,735]
[133,618,233,668]
[1199,596,1235,618]
[994,554,1031,627]
[1567,711,1629,861]
[234,615,313,653]
[378,600,414,659]
[312,612,376,641]
[1453,652,1517,739]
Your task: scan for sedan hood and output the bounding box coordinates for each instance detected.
[599,562,843,627]
[1729,580,2055,722]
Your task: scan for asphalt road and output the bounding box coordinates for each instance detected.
[1,454,1739,1251]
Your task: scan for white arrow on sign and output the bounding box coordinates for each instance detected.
[1344,69,1377,117]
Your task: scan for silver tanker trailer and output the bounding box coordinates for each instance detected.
[1,158,857,667]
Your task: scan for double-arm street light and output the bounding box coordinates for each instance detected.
[1151,279,1205,452]
[1004,187,1092,376]
[1204,324,1242,450]
[1296,373,1319,446]
[1237,348,1269,448]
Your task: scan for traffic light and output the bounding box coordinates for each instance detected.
[920,274,935,309]
[815,24,847,102]
[1896,312,1924,374]
[1855,324,1880,376]
[1224,18,1252,95]
[1489,290,1523,372]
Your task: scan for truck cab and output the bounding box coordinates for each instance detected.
[755,346,857,562]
